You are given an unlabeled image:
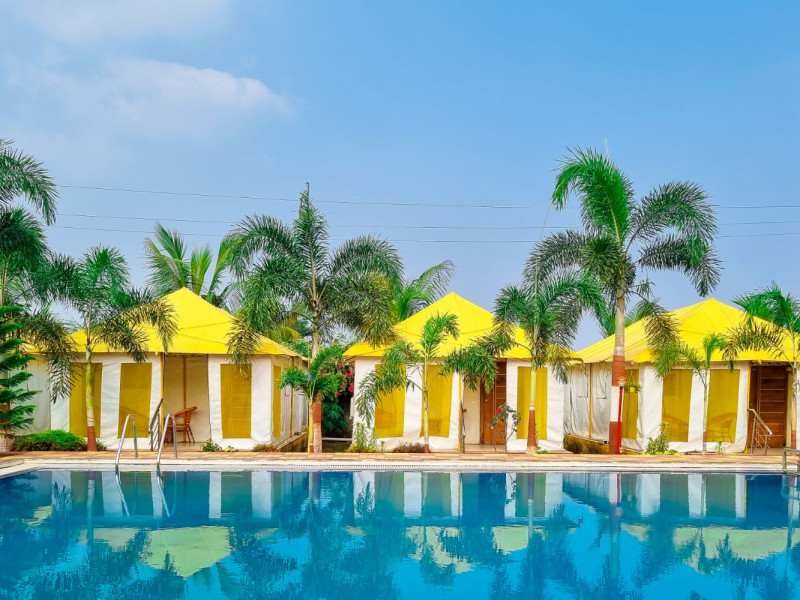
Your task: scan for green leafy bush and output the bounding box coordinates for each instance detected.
[322,401,349,436]
[347,423,382,453]
[201,439,222,452]
[393,442,425,453]
[645,422,678,455]
[252,443,279,452]
[13,430,88,451]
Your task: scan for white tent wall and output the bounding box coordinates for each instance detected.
[163,355,211,443]
[351,357,461,451]
[565,366,590,438]
[267,355,295,445]
[22,359,51,434]
[623,362,750,454]
[505,360,565,452]
[592,364,611,442]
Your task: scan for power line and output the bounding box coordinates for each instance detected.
[56,183,800,211]
[57,184,554,210]
[56,211,800,231]
[49,224,800,242]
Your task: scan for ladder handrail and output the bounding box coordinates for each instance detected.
[782,448,800,474]
[749,408,773,455]
[156,412,178,472]
[749,408,773,436]
[149,398,164,451]
[115,414,139,471]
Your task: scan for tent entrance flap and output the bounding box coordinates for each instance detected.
[422,366,453,438]
[517,367,548,441]
[707,370,740,444]
[621,369,639,440]
[220,364,252,438]
[375,365,405,438]
[662,370,692,442]
[69,364,103,437]
[118,363,152,436]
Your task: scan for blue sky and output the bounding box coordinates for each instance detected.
[1,1,798,347]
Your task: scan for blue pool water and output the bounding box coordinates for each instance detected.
[1,470,799,599]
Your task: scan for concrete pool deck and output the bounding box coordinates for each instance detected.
[1,449,796,476]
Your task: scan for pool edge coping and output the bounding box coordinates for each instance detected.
[1,457,787,477]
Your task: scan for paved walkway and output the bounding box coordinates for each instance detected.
[1,449,793,476]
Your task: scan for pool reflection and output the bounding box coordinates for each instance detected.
[2,470,799,599]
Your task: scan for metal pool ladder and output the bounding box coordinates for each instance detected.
[783,448,800,475]
[115,414,139,471]
[156,412,178,472]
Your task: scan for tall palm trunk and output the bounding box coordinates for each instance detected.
[309,319,322,453]
[527,363,538,455]
[610,294,626,454]
[702,378,709,454]
[422,365,431,452]
[85,344,97,452]
[792,368,798,449]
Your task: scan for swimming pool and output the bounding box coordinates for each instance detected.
[1,470,798,599]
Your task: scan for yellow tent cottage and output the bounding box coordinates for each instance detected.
[568,298,795,453]
[345,292,569,452]
[27,288,306,449]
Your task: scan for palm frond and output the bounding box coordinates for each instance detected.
[189,245,213,295]
[628,181,717,246]
[551,147,634,242]
[0,139,58,225]
[15,309,75,401]
[638,234,721,296]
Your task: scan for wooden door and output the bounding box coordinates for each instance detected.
[481,362,507,445]
[748,365,788,448]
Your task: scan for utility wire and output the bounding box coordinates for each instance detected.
[58,183,800,211]
[56,212,800,230]
[48,224,800,242]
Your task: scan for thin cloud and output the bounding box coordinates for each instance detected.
[1,0,231,45]
[22,58,293,140]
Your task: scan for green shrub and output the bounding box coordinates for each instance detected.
[645,423,678,455]
[201,439,222,452]
[322,401,349,436]
[347,423,382,453]
[393,442,425,453]
[12,430,88,451]
[252,443,279,452]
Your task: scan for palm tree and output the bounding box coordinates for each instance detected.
[391,260,455,322]
[0,207,74,399]
[595,291,664,337]
[724,284,800,448]
[226,183,402,451]
[489,268,601,454]
[145,223,234,308]
[226,183,402,359]
[0,307,36,451]
[536,147,720,453]
[280,346,347,452]
[655,332,727,453]
[56,247,178,450]
[0,139,58,225]
[356,312,497,452]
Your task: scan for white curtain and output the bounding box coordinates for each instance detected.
[591,364,611,441]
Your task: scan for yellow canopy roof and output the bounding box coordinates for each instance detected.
[69,287,300,357]
[344,292,555,360]
[578,297,794,364]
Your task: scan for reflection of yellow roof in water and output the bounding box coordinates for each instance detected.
[146,526,232,577]
[66,288,300,357]
[493,526,528,553]
[406,526,472,574]
[345,292,576,360]
[578,298,798,364]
